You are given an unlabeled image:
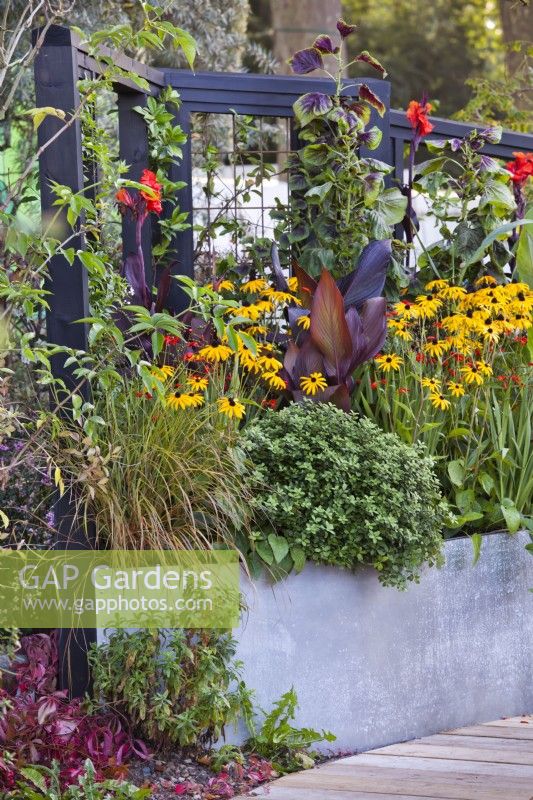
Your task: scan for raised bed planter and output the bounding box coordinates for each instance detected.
[233,531,533,752]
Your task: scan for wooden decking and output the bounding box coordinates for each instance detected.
[245,716,533,800]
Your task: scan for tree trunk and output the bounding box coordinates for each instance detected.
[498,0,533,75]
[270,0,342,74]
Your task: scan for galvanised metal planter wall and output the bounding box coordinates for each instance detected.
[231,531,533,751]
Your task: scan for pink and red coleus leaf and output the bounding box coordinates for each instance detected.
[353,50,387,77]
[359,84,386,117]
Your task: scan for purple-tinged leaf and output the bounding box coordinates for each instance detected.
[313,34,339,54]
[294,92,333,123]
[340,239,391,309]
[479,155,501,172]
[289,47,323,75]
[270,242,289,291]
[326,384,351,412]
[358,297,387,362]
[359,84,386,117]
[480,126,502,145]
[347,101,371,125]
[288,307,310,338]
[293,338,325,384]
[336,19,357,38]
[359,126,382,151]
[154,266,171,312]
[450,137,462,152]
[122,252,150,308]
[353,51,387,77]
[292,258,317,308]
[281,342,300,390]
[310,269,352,377]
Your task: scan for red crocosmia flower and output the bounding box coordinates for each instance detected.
[506,152,533,186]
[370,381,378,390]
[406,99,434,137]
[140,168,163,215]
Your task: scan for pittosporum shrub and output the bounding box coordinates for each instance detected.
[241,402,446,588]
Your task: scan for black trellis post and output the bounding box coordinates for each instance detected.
[33,26,96,697]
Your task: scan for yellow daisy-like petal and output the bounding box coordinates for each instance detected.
[166,391,204,410]
[439,285,467,301]
[448,381,465,398]
[245,325,268,336]
[254,300,274,313]
[421,377,441,391]
[460,364,484,385]
[297,314,311,330]
[227,304,263,321]
[474,275,497,287]
[217,396,245,420]
[241,278,267,294]
[287,276,299,292]
[262,289,301,306]
[425,279,449,292]
[186,375,209,391]
[300,372,328,395]
[393,300,419,320]
[375,354,403,372]
[151,365,174,381]
[423,339,450,358]
[257,355,284,372]
[239,349,260,373]
[206,279,235,292]
[477,359,493,376]
[415,294,442,318]
[429,392,451,411]
[198,344,233,363]
[262,371,287,391]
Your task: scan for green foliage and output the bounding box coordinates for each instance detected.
[241,402,446,588]
[10,759,149,800]
[88,629,254,748]
[413,127,520,285]
[278,29,406,279]
[246,688,335,774]
[44,368,255,551]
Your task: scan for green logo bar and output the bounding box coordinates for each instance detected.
[0,550,239,629]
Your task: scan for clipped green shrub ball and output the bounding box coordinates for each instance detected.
[242,402,446,588]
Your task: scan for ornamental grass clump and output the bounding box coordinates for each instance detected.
[241,402,446,588]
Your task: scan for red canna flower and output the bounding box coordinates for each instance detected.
[506,152,533,187]
[139,169,163,215]
[115,187,134,208]
[406,99,434,138]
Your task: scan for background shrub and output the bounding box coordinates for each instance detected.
[241,402,446,588]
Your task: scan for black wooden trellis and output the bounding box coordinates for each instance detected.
[33,24,533,696]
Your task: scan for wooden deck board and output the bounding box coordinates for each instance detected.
[242,717,533,799]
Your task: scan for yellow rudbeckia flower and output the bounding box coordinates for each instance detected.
[300,372,328,395]
[375,354,403,372]
[218,397,246,420]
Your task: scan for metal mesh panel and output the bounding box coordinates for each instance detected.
[190,112,292,280]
